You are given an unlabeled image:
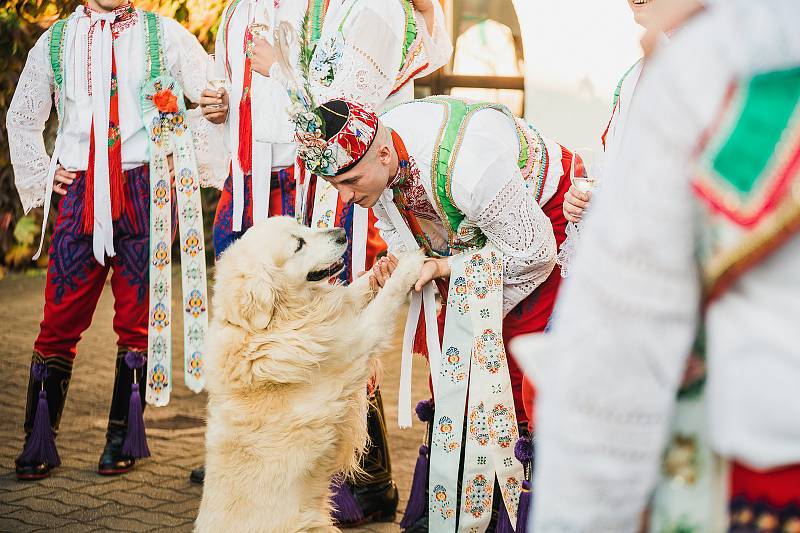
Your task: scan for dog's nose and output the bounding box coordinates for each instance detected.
[331,227,347,245]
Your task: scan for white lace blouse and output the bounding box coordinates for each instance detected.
[6,10,224,213]
[375,101,557,315]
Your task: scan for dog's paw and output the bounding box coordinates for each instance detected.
[388,250,426,292]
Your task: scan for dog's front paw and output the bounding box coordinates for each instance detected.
[388,250,426,293]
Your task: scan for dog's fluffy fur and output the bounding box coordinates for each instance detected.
[195,217,423,533]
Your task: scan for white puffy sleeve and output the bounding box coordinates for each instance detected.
[451,109,557,315]
[163,17,228,189]
[7,31,54,213]
[313,2,405,109]
[413,1,452,78]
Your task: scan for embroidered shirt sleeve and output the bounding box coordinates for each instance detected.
[313,3,404,109]
[414,1,452,78]
[163,18,228,189]
[7,31,54,213]
[472,169,557,315]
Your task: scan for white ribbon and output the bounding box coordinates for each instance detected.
[429,244,524,532]
[351,204,368,277]
[88,10,117,265]
[380,193,442,428]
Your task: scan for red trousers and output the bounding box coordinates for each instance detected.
[729,462,800,531]
[34,166,167,360]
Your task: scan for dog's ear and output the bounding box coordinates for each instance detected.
[226,270,276,331]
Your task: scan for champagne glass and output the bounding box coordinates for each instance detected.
[206,54,228,109]
[249,22,270,40]
[571,148,601,193]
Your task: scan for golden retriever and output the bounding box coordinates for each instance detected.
[195,216,423,533]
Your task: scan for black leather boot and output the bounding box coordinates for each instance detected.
[16,353,73,481]
[98,348,146,475]
[334,388,399,527]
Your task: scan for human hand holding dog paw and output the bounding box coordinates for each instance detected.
[366,253,400,292]
[414,257,450,292]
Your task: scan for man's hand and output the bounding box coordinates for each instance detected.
[200,88,229,124]
[411,0,435,33]
[366,253,400,293]
[251,37,276,77]
[414,257,450,292]
[563,185,591,223]
[53,166,76,196]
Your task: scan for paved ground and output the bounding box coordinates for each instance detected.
[0,271,429,532]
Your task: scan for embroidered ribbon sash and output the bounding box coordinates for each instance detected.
[140,11,209,405]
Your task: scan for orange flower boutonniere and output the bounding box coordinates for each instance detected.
[153,89,179,114]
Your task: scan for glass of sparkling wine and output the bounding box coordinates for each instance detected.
[249,22,270,40]
[571,148,600,194]
[206,54,228,109]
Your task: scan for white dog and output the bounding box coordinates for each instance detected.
[195,217,423,533]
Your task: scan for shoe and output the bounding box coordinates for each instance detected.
[190,466,205,485]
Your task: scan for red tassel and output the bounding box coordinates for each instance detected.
[83,121,96,234]
[109,151,124,221]
[238,91,253,175]
[412,303,428,359]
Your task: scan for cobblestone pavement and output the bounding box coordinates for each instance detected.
[0,271,429,532]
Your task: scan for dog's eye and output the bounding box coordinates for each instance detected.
[295,238,306,252]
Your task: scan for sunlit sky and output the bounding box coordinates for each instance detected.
[513,0,644,98]
[511,0,645,147]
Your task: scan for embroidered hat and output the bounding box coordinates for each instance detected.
[292,99,379,177]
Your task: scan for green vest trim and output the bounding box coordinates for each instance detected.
[142,10,164,80]
[421,96,537,250]
[693,65,800,301]
[48,18,70,123]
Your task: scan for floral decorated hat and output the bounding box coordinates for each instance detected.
[292,99,379,177]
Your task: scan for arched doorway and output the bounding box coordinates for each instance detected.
[415,0,525,115]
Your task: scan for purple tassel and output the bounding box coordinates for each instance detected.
[514,436,534,464]
[121,383,150,459]
[124,350,146,370]
[330,476,364,524]
[515,480,532,533]
[496,492,514,533]
[415,399,434,423]
[18,390,60,467]
[399,444,429,528]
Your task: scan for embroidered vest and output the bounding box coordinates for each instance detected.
[693,65,800,302]
[414,96,549,251]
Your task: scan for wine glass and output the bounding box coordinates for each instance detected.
[206,54,228,109]
[571,148,601,193]
[249,22,270,40]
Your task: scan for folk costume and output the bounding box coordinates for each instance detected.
[202,1,452,524]
[514,1,800,531]
[291,95,571,532]
[7,2,218,480]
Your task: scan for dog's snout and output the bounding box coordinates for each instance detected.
[331,227,347,245]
